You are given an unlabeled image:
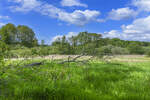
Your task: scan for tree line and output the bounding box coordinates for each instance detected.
[0,23,38,47]
[51,32,150,55]
[1,23,150,56]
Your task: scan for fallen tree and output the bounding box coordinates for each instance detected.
[22,62,44,68]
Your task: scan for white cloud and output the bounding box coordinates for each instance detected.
[51,35,63,43]
[108,7,137,20]
[8,0,100,26]
[38,4,100,26]
[103,16,150,41]
[103,0,150,41]
[103,30,122,39]
[132,0,150,12]
[0,23,5,27]
[122,16,150,34]
[66,32,78,38]
[51,32,78,43]
[0,16,10,19]
[0,15,10,27]
[57,10,100,26]
[9,0,42,12]
[60,0,87,7]
[37,4,62,18]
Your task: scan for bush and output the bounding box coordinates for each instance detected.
[111,47,129,55]
[143,47,150,55]
[31,48,38,56]
[8,44,27,50]
[0,41,8,60]
[146,51,150,57]
[38,47,50,56]
[128,43,145,54]
[98,45,113,55]
[0,41,8,74]
[97,46,129,56]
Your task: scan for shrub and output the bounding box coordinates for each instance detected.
[8,44,27,50]
[146,51,150,57]
[98,45,113,55]
[143,47,150,55]
[0,41,8,74]
[111,47,129,55]
[31,48,38,56]
[128,43,145,54]
[38,47,51,56]
[0,41,8,60]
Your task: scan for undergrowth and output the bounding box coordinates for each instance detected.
[1,60,150,100]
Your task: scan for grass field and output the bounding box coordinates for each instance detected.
[1,55,150,100]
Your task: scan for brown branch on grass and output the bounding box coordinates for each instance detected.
[22,62,44,68]
[58,54,92,64]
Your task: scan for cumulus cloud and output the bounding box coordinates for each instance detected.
[103,16,150,41]
[9,0,42,12]
[51,32,78,43]
[122,16,150,34]
[103,0,150,41]
[51,16,150,42]
[8,0,150,41]
[37,4,100,26]
[132,0,150,12]
[108,7,137,20]
[60,0,87,7]
[57,10,100,26]
[103,30,122,39]
[8,0,100,26]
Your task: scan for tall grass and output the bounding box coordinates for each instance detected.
[1,60,150,100]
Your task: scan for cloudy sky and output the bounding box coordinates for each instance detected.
[0,0,150,44]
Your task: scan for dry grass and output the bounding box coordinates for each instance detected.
[112,55,150,62]
[7,55,150,63]
[7,55,92,61]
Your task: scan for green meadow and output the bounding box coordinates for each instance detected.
[1,57,150,100]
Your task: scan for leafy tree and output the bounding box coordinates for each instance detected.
[128,43,144,54]
[0,23,17,44]
[41,40,45,46]
[51,31,150,55]
[17,25,37,47]
[52,36,71,54]
[32,39,38,47]
[98,45,113,55]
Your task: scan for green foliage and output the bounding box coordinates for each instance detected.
[111,47,129,55]
[1,60,150,100]
[0,23,17,44]
[98,45,113,55]
[52,36,72,54]
[41,40,45,46]
[128,43,145,54]
[0,23,38,47]
[0,41,9,60]
[146,51,150,57]
[1,23,150,56]
[51,31,150,55]
[38,47,51,56]
[0,41,8,75]
[145,47,150,57]
[143,47,150,55]
[17,25,38,47]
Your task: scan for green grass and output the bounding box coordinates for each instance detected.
[1,60,150,100]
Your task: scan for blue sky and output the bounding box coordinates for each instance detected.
[0,0,150,44]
